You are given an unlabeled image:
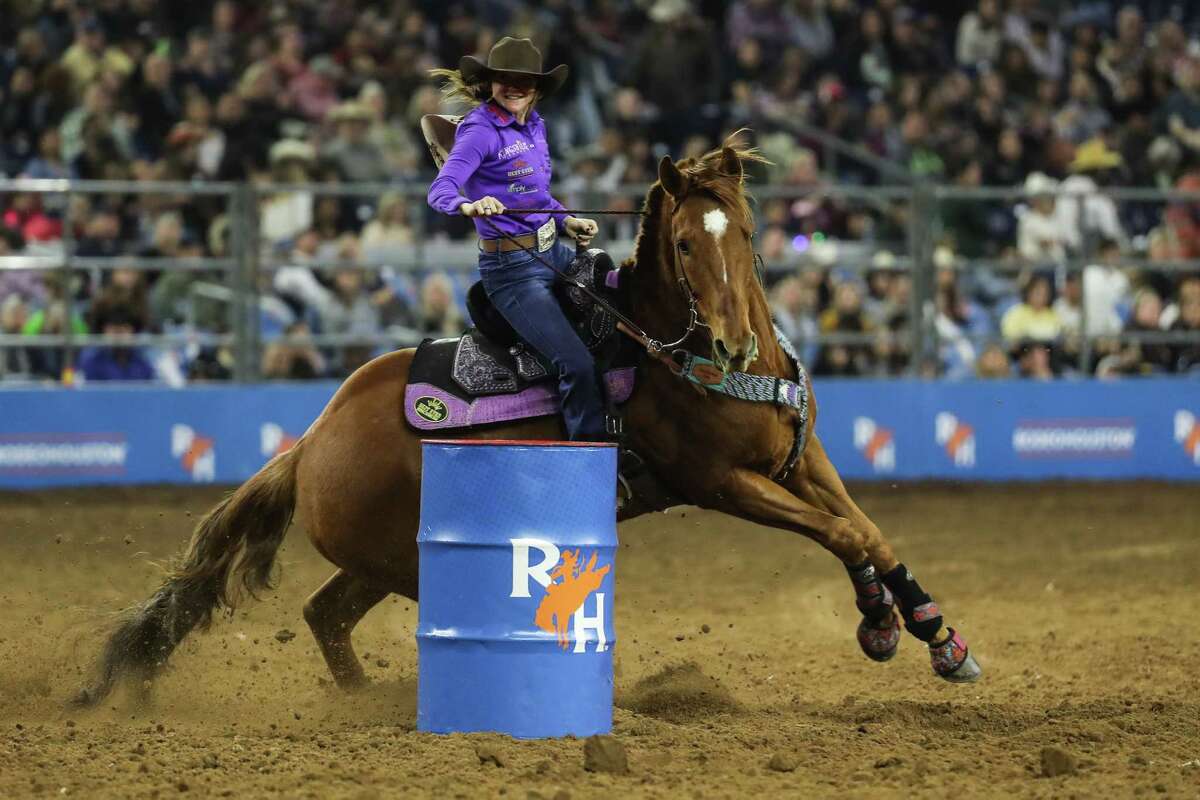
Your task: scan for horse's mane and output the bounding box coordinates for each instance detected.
[626,133,769,272]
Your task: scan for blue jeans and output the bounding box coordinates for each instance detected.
[479,240,607,440]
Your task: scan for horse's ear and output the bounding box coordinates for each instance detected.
[721,146,742,180]
[658,155,687,199]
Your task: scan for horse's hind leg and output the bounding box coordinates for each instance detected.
[788,435,981,683]
[303,569,394,689]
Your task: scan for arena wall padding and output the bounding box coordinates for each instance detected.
[0,379,1197,486]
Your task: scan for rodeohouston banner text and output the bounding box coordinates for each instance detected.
[0,379,1197,488]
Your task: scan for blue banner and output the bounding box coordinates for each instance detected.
[0,379,1197,487]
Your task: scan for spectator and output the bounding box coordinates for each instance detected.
[21,278,87,380]
[956,0,1005,68]
[1007,10,1064,82]
[289,55,343,122]
[305,237,381,338]
[1014,339,1055,379]
[358,80,421,178]
[77,301,156,382]
[132,51,182,158]
[322,101,389,183]
[58,17,134,99]
[21,128,73,180]
[1082,238,1132,337]
[1170,292,1200,372]
[1002,274,1063,342]
[0,294,32,379]
[361,192,415,254]
[770,275,819,364]
[261,140,316,243]
[815,279,874,376]
[1165,56,1200,157]
[0,227,45,306]
[1017,173,1069,263]
[1054,71,1111,145]
[262,321,326,380]
[417,272,465,338]
[1115,289,1174,374]
[976,341,1013,378]
[1058,139,1127,254]
[175,27,230,100]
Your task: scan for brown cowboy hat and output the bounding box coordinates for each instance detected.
[459,36,568,96]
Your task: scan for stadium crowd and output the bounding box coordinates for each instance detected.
[1,0,1200,383]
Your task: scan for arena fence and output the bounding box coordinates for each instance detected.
[1,179,1199,383]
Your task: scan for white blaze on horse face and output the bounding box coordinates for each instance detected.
[702,209,730,282]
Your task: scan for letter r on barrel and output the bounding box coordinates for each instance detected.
[511,537,561,598]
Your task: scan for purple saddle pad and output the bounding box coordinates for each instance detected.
[405,368,635,431]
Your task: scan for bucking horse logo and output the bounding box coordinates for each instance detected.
[533,549,610,650]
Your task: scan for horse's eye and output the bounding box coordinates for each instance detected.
[677,241,690,255]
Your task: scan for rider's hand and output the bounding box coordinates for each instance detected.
[461,196,506,217]
[564,216,598,247]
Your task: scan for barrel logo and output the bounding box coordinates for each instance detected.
[511,538,610,653]
[414,396,448,424]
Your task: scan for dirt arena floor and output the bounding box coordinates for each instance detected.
[1,482,1198,799]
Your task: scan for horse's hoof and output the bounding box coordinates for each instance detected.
[857,611,901,662]
[929,628,981,683]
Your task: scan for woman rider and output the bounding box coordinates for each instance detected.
[427,37,606,442]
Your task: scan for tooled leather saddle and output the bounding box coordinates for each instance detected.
[404,248,634,432]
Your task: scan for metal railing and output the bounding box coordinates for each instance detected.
[1,178,1198,384]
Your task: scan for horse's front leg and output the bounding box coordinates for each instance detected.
[722,455,981,683]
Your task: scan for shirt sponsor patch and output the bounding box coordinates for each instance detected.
[507,158,535,178]
[497,141,534,160]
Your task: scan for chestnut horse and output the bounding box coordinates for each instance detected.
[75,141,979,707]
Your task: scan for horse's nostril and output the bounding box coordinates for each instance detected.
[714,340,731,360]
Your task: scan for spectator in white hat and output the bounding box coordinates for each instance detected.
[1017,172,1070,263]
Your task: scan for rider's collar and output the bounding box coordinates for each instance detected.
[482,101,539,129]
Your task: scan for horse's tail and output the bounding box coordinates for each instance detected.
[73,442,303,707]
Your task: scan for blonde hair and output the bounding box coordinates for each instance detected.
[428,67,544,111]
[428,68,490,108]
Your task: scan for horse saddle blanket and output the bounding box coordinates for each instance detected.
[405,328,635,431]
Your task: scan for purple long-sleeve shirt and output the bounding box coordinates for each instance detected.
[427,102,569,238]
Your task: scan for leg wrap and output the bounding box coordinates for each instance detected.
[845,561,894,622]
[881,564,943,642]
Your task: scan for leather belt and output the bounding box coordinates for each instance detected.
[479,220,557,254]
[479,232,541,253]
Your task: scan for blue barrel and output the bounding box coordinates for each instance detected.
[417,440,618,738]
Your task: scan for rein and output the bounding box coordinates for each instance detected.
[478,214,702,370]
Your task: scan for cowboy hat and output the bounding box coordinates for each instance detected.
[459,37,568,96]
[1069,138,1124,172]
[1023,172,1059,197]
[649,0,692,23]
[269,139,315,165]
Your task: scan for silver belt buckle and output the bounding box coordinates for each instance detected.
[536,219,555,252]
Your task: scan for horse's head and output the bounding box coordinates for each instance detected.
[656,143,765,372]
